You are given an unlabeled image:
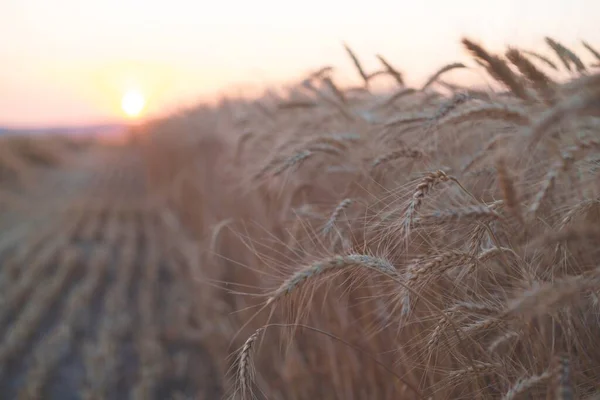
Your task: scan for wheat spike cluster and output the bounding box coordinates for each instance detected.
[134,36,600,399]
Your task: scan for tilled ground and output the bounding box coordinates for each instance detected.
[0,146,222,400]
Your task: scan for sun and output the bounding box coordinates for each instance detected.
[121,90,146,118]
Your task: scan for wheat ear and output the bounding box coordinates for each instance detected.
[502,370,552,400]
[238,327,265,399]
[371,148,425,169]
[376,54,404,86]
[421,63,467,91]
[506,47,556,104]
[416,205,499,226]
[402,170,452,232]
[545,37,586,73]
[322,76,347,104]
[343,42,369,87]
[266,254,397,307]
[322,198,353,236]
[496,156,524,226]
[553,354,572,400]
[522,49,559,70]
[528,87,600,150]
[440,104,531,127]
[582,41,600,62]
[462,38,531,101]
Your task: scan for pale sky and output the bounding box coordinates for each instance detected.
[1,0,598,127]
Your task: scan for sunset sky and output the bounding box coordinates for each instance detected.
[1,0,599,127]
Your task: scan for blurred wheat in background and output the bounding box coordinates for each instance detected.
[0,35,600,400]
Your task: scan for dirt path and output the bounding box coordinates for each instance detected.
[0,146,222,400]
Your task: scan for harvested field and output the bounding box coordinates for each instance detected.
[0,143,221,399]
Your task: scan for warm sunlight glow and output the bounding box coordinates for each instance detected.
[2,1,599,127]
[121,90,145,118]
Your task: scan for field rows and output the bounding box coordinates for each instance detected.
[0,149,221,400]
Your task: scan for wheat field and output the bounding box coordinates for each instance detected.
[1,36,600,399]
